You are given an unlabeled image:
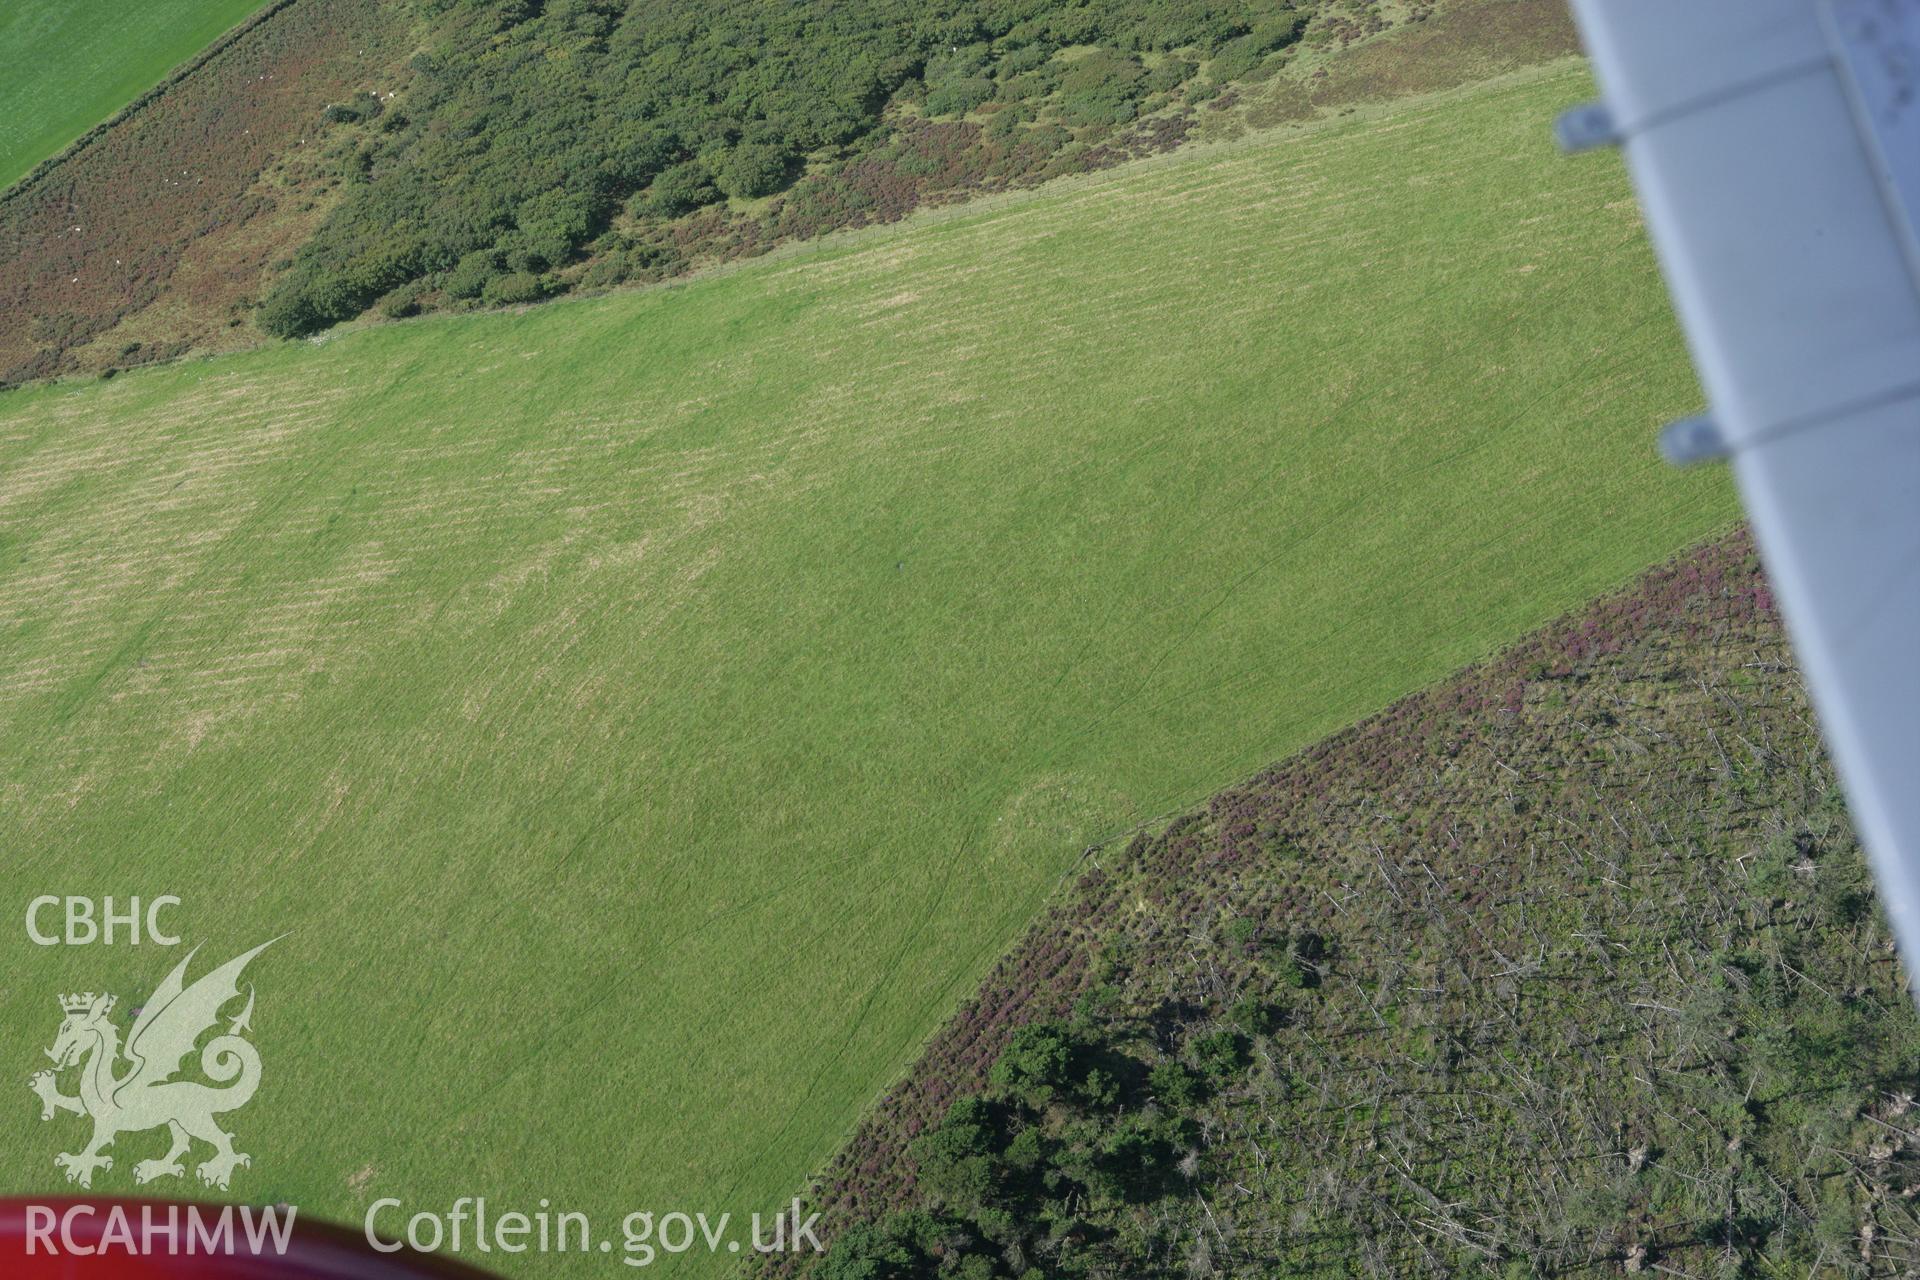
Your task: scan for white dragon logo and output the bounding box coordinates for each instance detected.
[27,940,275,1191]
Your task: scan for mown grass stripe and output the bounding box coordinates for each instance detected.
[1,63,1730,1276]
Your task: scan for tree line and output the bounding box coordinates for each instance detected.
[257,0,1318,337]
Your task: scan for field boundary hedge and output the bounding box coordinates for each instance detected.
[0,0,303,208]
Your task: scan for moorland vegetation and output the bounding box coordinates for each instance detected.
[258,0,1332,336]
[794,532,1920,1279]
[0,0,273,190]
[0,64,1731,1279]
[0,0,1578,386]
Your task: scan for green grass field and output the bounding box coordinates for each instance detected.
[0,0,270,193]
[1,63,1732,1273]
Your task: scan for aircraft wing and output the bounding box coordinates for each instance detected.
[1562,1,1920,964]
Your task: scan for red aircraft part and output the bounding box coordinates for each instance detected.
[0,1199,498,1280]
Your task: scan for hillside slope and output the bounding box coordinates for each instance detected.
[0,0,274,191]
[792,529,1920,1278]
[1,64,1731,1275]
[253,0,1577,340]
[0,0,1575,386]
[0,0,413,383]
